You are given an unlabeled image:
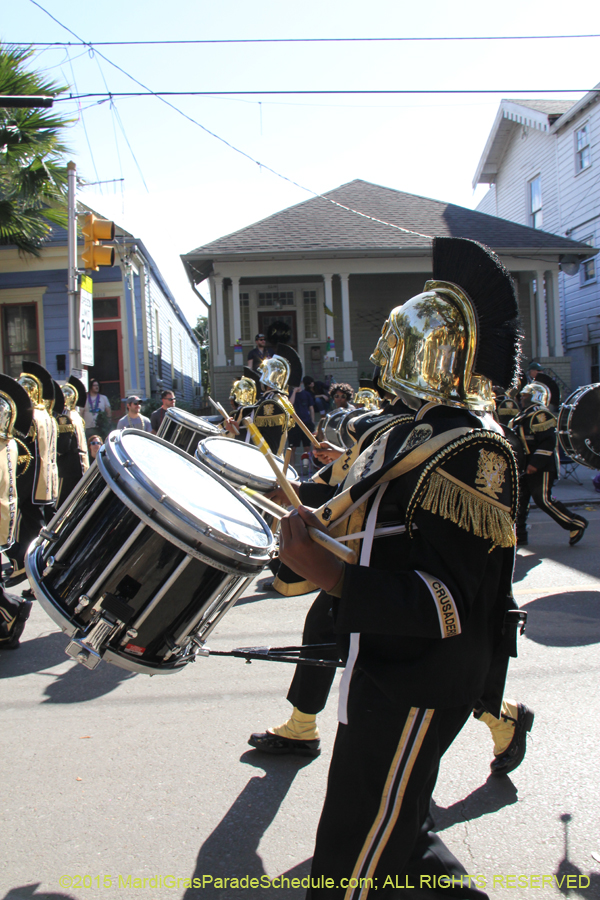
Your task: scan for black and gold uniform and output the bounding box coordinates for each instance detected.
[56,376,90,508]
[272,238,528,899]
[511,384,587,545]
[253,342,301,455]
[7,362,57,586]
[0,374,34,649]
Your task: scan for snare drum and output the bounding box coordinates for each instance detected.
[323,408,353,447]
[196,436,298,492]
[557,383,600,469]
[26,430,274,674]
[157,407,221,455]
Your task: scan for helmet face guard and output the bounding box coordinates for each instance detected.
[370,281,494,412]
[18,374,43,407]
[61,384,78,411]
[353,388,380,410]
[0,392,17,441]
[259,354,290,393]
[520,381,551,408]
[230,377,257,407]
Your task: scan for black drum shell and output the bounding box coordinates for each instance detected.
[158,407,221,456]
[558,384,600,470]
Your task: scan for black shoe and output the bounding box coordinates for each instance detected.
[490,703,534,777]
[569,519,588,546]
[2,599,33,650]
[4,571,28,589]
[21,588,35,600]
[516,535,529,547]
[248,731,321,758]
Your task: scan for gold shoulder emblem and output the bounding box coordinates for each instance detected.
[475,448,508,499]
[263,403,275,416]
[536,412,547,423]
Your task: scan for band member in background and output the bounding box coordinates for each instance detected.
[274,238,527,897]
[511,381,588,546]
[0,374,34,649]
[6,362,56,588]
[251,325,302,456]
[527,361,560,411]
[223,368,261,440]
[56,376,90,508]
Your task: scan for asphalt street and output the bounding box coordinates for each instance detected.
[1,505,599,900]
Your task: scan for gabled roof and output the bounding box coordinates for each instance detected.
[473,87,600,186]
[182,179,591,282]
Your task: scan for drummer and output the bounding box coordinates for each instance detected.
[150,391,176,433]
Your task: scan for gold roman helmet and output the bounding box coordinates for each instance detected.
[353,387,380,411]
[0,391,17,441]
[18,373,44,408]
[61,384,78,411]
[230,377,257,407]
[370,282,495,412]
[258,354,290,394]
[520,381,551,409]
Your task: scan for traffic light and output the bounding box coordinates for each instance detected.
[81,213,116,270]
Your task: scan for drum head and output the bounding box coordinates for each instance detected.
[98,430,273,570]
[559,384,600,469]
[164,407,221,435]
[197,436,298,491]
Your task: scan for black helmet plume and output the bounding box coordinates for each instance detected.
[266,320,292,347]
[432,237,523,390]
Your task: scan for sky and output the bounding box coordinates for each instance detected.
[3,0,600,325]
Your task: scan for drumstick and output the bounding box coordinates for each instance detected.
[239,486,286,519]
[242,418,357,565]
[208,395,240,435]
[283,447,292,475]
[278,395,321,448]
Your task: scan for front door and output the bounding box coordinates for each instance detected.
[88,321,124,421]
[258,311,297,349]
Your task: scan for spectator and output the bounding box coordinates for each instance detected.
[87,434,103,461]
[289,376,316,465]
[329,382,355,410]
[247,334,273,370]
[151,390,176,433]
[117,397,152,432]
[313,381,331,419]
[83,379,111,436]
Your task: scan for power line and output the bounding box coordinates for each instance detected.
[14,34,600,46]
[53,89,597,101]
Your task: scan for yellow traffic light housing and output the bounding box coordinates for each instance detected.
[81,213,116,270]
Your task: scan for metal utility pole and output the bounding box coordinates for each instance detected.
[67,161,79,373]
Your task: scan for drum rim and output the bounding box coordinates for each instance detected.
[98,429,273,573]
[196,436,298,487]
[558,383,600,469]
[162,406,221,433]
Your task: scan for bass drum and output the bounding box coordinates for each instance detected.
[157,407,221,456]
[26,430,274,674]
[557,383,600,469]
[196,436,298,492]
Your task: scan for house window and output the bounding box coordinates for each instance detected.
[257,291,294,308]
[2,304,39,378]
[240,292,251,342]
[93,297,119,319]
[580,236,596,285]
[591,345,599,383]
[575,123,591,173]
[304,290,319,340]
[529,176,543,229]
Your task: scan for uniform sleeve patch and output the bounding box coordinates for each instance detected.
[416,570,461,638]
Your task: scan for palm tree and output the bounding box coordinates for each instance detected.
[0,44,72,255]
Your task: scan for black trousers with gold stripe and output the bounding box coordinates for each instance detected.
[516,471,587,539]
[307,670,489,899]
[287,591,338,715]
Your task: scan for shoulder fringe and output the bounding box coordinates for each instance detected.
[255,414,288,428]
[531,418,556,433]
[420,469,516,549]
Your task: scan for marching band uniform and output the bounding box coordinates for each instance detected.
[275,238,527,898]
[0,375,34,649]
[6,362,57,586]
[227,368,260,442]
[510,382,588,546]
[56,377,90,508]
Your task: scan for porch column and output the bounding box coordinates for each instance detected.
[211,275,226,366]
[535,271,549,357]
[231,276,242,344]
[339,272,353,362]
[544,269,563,356]
[323,274,335,359]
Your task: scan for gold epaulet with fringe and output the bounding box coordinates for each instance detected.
[530,411,556,433]
[255,414,287,428]
[407,431,518,550]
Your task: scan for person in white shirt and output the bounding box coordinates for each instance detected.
[83,379,112,434]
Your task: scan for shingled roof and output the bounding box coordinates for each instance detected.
[182,180,591,281]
